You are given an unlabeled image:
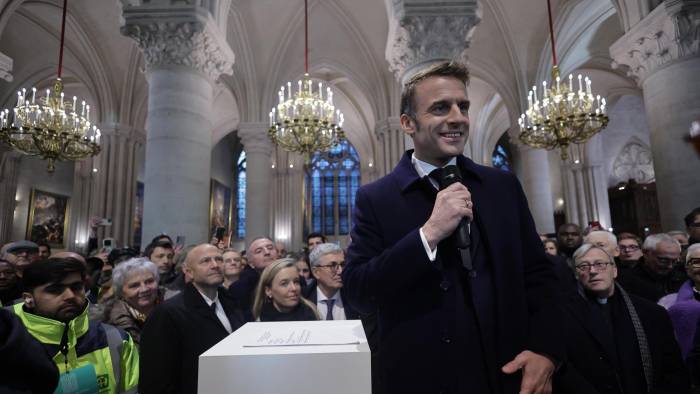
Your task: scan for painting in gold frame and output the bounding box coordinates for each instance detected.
[209,179,232,237]
[26,189,70,248]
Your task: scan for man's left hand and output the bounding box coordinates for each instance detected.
[501,350,554,394]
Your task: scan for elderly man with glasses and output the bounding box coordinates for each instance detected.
[618,233,689,303]
[554,243,689,394]
[304,243,358,321]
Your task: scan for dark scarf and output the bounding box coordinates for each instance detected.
[260,301,317,322]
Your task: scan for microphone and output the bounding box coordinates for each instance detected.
[437,165,471,249]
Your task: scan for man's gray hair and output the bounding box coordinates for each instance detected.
[687,244,700,264]
[642,233,680,252]
[309,243,344,268]
[572,243,614,265]
[584,230,618,246]
[112,257,159,299]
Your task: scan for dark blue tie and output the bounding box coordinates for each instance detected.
[323,299,335,320]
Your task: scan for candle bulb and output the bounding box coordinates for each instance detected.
[577,75,582,93]
[543,81,548,97]
[298,80,302,95]
[569,74,573,92]
[86,105,90,121]
[532,86,538,104]
[586,78,591,96]
[46,89,50,105]
[60,92,64,108]
[32,88,36,104]
[287,82,292,100]
[16,91,21,107]
[81,101,85,117]
[72,96,77,113]
[556,76,560,92]
[318,82,323,100]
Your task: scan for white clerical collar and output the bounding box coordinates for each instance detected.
[411,153,457,178]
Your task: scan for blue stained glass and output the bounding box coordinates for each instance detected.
[236,151,247,239]
[324,172,335,234]
[312,169,322,233]
[307,139,361,237]
[492,142,511,172]
[338,172,349,234]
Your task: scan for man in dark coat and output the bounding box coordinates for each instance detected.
[343,61,562,394]
[554,244,689,393]
[139,244,245,394]
[227,237,278,321]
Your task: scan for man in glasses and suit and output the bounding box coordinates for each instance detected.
[554,243,689,393]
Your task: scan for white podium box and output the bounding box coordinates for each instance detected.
[198,320,371,394]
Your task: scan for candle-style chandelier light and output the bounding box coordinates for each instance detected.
[518,0,608,160]
[268,0,344,164]
[0,0,100,172]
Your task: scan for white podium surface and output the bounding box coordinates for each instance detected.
[198,320,371,394]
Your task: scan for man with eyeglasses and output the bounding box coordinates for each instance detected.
[618,232,644,268]
[554,243,689,393]
[305,243,358,321]
[619,233,687,302]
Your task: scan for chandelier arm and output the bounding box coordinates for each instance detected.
[546,0,557,67]
[57,0,68,78]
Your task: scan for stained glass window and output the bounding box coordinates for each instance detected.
[307,140,361,237]
[236,151,246,239]
[492,133,512,172]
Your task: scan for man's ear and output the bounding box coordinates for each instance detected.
[311,267,320,280]
[400,114,417,137]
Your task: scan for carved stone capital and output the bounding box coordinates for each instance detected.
[238,123,274,156]
[386,1,481,83]
[0,52,12,82]
[610,0,700,84]
[121,5,234,82]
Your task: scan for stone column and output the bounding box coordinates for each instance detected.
[0,149,20,244]
[0,52,12,82]
[385,0,481,84]
[516,146,555,234]
[374,117,404,176]
[559,140,613,229]
[238,122,273,247]
[122,7,234,244]
[610,0,700,230]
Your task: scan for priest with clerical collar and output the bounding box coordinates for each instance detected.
[554,243,690,394]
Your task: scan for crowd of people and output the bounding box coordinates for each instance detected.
[0,207,698,393]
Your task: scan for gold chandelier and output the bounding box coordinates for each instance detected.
[0,0,100,172]
[268,0,344,164]
[518,0,608,160]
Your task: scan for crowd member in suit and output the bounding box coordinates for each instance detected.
[252,258,318,322]
[0,256,22,306]
[303,243,359,320]
[554,244,690,394]
[543,239,558,256]
[227,237,278,320]
[619,233,686,302]
[558,223,583,260]
[139,243,245,394]
[343,61,562,394]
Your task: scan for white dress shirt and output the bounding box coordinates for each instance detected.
[196,288,233,334]
[412,153,469,262]
[316,287,346,320]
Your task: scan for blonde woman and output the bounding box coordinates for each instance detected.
[253,258,319,321]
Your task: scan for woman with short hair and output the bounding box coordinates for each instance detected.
[104,257,161,344]
[252,258,318,321]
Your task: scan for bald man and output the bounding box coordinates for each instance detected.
[139,244,245,394]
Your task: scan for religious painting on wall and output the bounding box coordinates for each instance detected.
[133,182,144,249]
[26,189,69,248]
[209,179,232,237]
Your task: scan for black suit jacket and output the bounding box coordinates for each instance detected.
[554,287,690,394]
[139,283,245,394]
[343,151,563,394]
[302,280,360,320]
